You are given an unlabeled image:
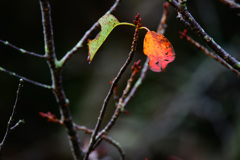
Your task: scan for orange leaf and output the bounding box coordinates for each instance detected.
[143,31,175,72]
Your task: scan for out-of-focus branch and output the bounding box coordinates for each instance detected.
[166,0,240,73]
[0,79,25,156]
[219,0,240,10]
[60,0,121,67]
[179,29,240,77]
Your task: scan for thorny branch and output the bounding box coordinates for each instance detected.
[166,0,240,73]
[83,14,142,160]
[0,79,24,157]
[179,29,240,77]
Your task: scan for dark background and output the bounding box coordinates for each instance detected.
[0,0,240,159]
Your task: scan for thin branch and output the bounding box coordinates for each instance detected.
[0,66,52,89]
[75,125,125,160]
[60,0,121,67]
[40,0,84,159]
[179,30,240,77]
[0,40,45,59]
[83,14,141,160]
[166,0,240,72]
[0,79,25,156]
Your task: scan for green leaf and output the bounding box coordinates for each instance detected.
[87,14,120,63]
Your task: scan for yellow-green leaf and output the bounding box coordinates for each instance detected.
[87,14,120,63]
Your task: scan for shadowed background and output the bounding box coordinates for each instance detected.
[0,0,240,159]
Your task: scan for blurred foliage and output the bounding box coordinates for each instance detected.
[0,0,240,160]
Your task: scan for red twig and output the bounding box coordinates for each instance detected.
[39,112,62,124]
